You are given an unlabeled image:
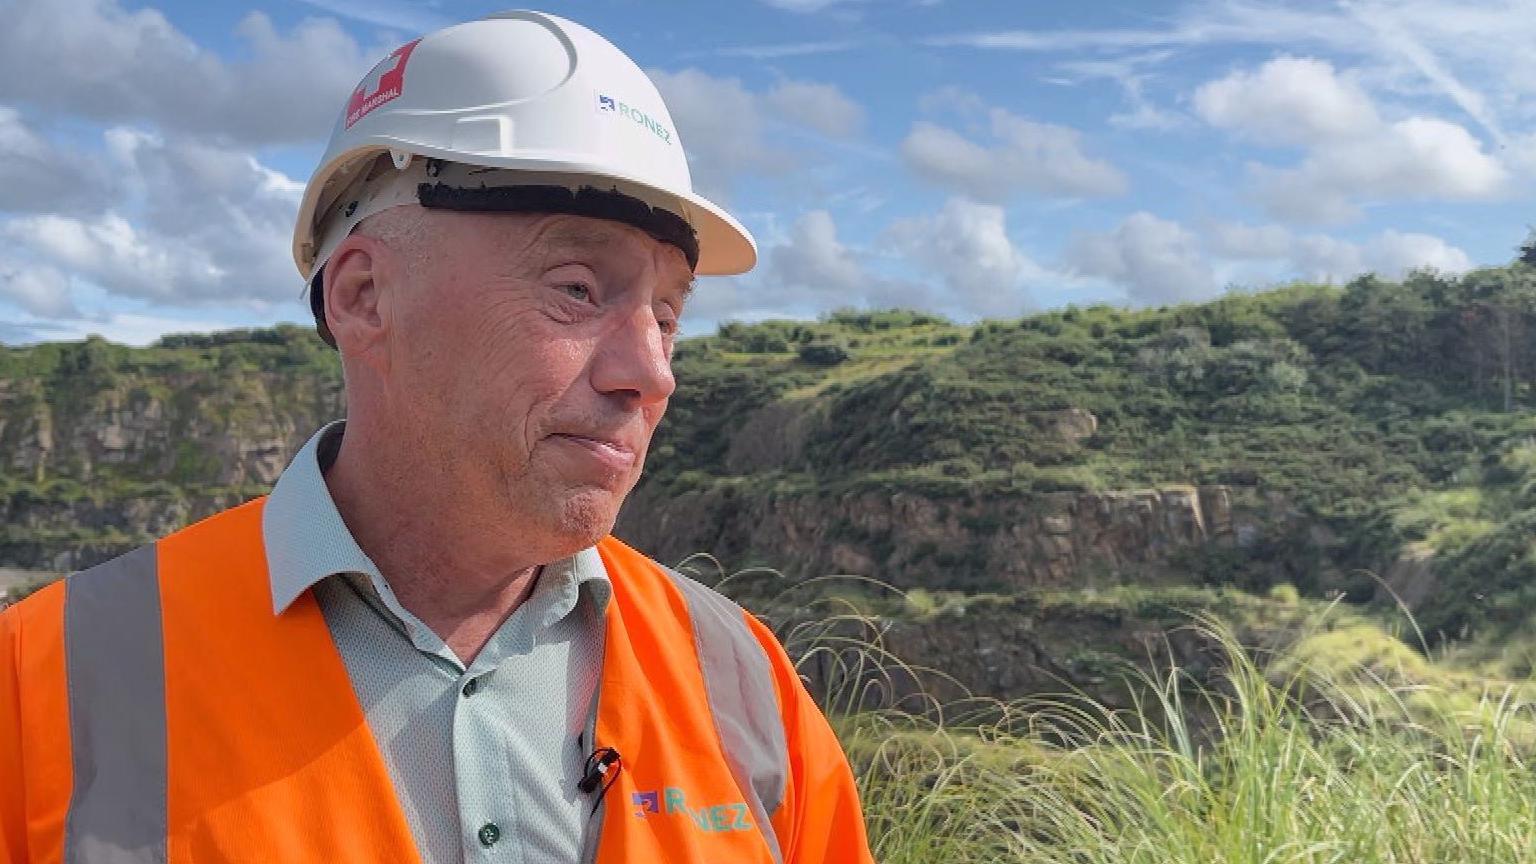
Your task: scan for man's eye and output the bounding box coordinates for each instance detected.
[558,283,592,302]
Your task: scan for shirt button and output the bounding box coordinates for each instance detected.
[477,822,501,847]
[462,677,479,697]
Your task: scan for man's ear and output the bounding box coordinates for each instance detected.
[323,235,389,361]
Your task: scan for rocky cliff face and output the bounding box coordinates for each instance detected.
[618,481,1293,592]
[0,331,1311,602]
[0,334,344,569]
[622,387,1301,590]
[0,343,1299,593]
[1,373,341,488]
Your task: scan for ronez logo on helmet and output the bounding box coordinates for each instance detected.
[347,39,423,129]
[595,93,673,145]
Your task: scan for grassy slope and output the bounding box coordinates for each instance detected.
[840,610,1536,862]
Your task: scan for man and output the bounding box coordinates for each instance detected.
[0,11,874,864]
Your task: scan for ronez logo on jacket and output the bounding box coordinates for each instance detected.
[633,787,752,833]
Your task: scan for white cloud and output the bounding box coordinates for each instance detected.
[901,108,1126,202]
[0,108,117,215]
[1194,58,1379,145]
[2,129,302,306]
[749,202,1051,322]
[1347,1,1508,143]
[0,0,360,328]
[0,0,385,147]
[651,69,868,201]
[1066,212,1217,304]
[705,210,936,320]
[1207,222,1301,260]
[1106,83,1183,132]
[714,203,1052,323]
[885,198,1040,317]
[0,263,76,317]
[1255,116,1508,223]
[649,69,782,203]
[1194,57,1508,223]
[7,214,214,302]
[1212,220,1472,281]
[766,80,866,139]
[926,27,1195,52]
[769,210,867,294]
[707,41,860,60]
[1363,229,1472,275]
[925,1,1536,151]
[686,210,899,322]
[292,0,450,32]
[757,0,855,11]
[1056,50,1184,132]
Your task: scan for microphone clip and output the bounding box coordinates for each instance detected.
[578,746,622,795]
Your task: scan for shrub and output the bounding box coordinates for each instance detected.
[798,341,851,367]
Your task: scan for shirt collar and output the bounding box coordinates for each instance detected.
[261,420,613,621]
[263,420,382,615]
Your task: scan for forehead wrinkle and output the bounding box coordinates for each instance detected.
[534,216,695,281]
[535,217,628,256]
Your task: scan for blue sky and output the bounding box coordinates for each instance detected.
[2,0,1534,344]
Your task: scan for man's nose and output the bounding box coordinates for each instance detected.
[590,303,676,405]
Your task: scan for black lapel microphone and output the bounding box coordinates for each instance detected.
[578,747,622,794]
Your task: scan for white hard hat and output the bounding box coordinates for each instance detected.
[292,10,757,285]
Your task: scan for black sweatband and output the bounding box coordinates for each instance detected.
[416,182,700,270]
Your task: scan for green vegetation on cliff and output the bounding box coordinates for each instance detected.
[651,271,1536,507]
[7,265,1536,654]
[628,265,1536,648]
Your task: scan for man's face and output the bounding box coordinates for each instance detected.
[381,210,692,557]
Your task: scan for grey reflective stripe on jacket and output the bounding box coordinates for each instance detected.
[62,543,168,864]
[661,566,789,864]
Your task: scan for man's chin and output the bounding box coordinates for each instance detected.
[548,488,624,549]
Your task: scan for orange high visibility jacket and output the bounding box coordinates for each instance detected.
[0,499,874,864]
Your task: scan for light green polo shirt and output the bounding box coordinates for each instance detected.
[261,421,613,864]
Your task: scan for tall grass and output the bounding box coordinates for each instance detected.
[757,576,1536,863]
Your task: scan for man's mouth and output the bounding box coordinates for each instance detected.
[550,433,637,471]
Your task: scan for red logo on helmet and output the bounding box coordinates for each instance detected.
[346,39,422,129]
